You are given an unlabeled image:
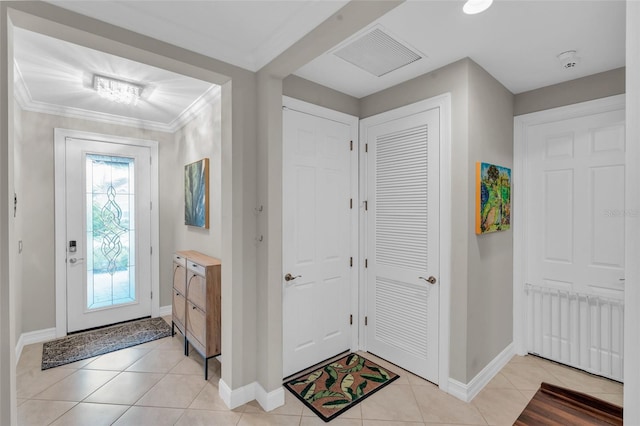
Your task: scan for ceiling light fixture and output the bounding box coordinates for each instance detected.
[463,0,493,15]
[93,75,143,105]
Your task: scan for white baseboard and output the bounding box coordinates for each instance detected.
[15,327,57,363]
[158,305,172,317]
[219,379,285,412]
[448,342,515,402]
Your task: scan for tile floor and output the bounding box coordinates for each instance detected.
[17,318,623,426]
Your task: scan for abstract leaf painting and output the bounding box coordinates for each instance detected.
[185,158,209,228]
[476,162,511,234]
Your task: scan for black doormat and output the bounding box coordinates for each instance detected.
[41,317,172,370]
[284,353,399,422]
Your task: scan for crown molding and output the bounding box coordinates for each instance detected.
[13,61,220,133]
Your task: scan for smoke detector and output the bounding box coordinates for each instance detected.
[557,50,580,70]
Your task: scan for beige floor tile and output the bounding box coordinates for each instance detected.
[360,384,423,422]
[156,335,187,351]
[84,371,164,405]
[303,402,362,419]
[484,373,516,389]
[175,409,242,425]
[245,390,304,416]
[303,416,362,425]
[472,388,529,426]
[135,373,207,408]
[32,369,119,402]
[17,367,77,399]
[363,421,424,426]
[541,362,623,394]
[412,385,486,425]
[518,389,537,401]
[49,402,129,426]
[125,349,184,373]
[190,381,243,411]
[499,360,563,391]
[238,413,302,426]
[56,356,100,369]
[584,392,624,406]
[113,406,185,426]
[169,356,206,377]
[83,347,150,371]
[135,336,170,349]
[17,399,76,426]
[17,343,45,371]
[17,398,27,407]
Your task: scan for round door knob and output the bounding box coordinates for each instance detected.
[419,276,437,285]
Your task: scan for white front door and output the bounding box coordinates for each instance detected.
[363,107,440,383]
[523,107,625,380]
[65,137,152,332]
[282,101,357,377]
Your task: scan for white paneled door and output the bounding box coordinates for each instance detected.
[524,107,625,380]
[65,138,152,333]
[363,108,440,383]
[282,102,357,377]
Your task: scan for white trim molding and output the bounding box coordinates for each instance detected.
[218,379,285,412]
[513,94,626,356]
[448,343,515,402]
[158,305,172,318]
[15,328,56,363]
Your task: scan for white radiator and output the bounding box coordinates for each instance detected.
[525,284,624,382]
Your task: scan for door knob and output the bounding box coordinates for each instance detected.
[284,273,301,282]
[69,258,85,264]
[419,276,437,285]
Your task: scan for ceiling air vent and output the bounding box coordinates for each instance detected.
[332,26,423,77]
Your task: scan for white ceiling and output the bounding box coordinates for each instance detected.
[19,0,625,123]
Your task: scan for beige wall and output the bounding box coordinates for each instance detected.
[283,75,360,117]
[360,59,473,382]
[466,61,514,380]
[514,67,625,116]
[170,91,223,272]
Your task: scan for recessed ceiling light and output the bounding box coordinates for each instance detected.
[93,75,143,105]
[463,0,493,15]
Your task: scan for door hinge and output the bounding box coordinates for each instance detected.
[350,257,353,267]
[150,291,153,299]
[350,314,353,325]
[365,143,368,153]
[150,156,152,165]
[150,201,153,210]
[350,198,353,209]
[350,140,353,151]
[365,259,368,268]
[150,246,153,255]
[364,200,368,211]
[365,316,368,326]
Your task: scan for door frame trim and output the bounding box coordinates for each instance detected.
[359,93,452,392]
[281,96,360,358]
[53,128,160,337]
[512,94,626,356]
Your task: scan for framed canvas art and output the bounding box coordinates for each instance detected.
[476,162,511,234]
[185,158,209,228]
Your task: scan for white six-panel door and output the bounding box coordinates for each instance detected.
[282,102,357,377]
[523,107,625,380]
[363,108,440,383]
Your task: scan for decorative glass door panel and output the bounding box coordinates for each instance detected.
[86,154,136,310]
[65,137,151,333]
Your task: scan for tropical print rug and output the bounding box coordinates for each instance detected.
[284,353,399,422]
[41,317,172,370]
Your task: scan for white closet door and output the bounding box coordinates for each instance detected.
[365,108,440,383]
[525,108,625,380]
[282,107,354,377]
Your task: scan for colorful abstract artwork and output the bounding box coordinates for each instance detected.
[476,162,511,234]
[185,158,209,228]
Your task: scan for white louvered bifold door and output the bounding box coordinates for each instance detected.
[365,108,440,383]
